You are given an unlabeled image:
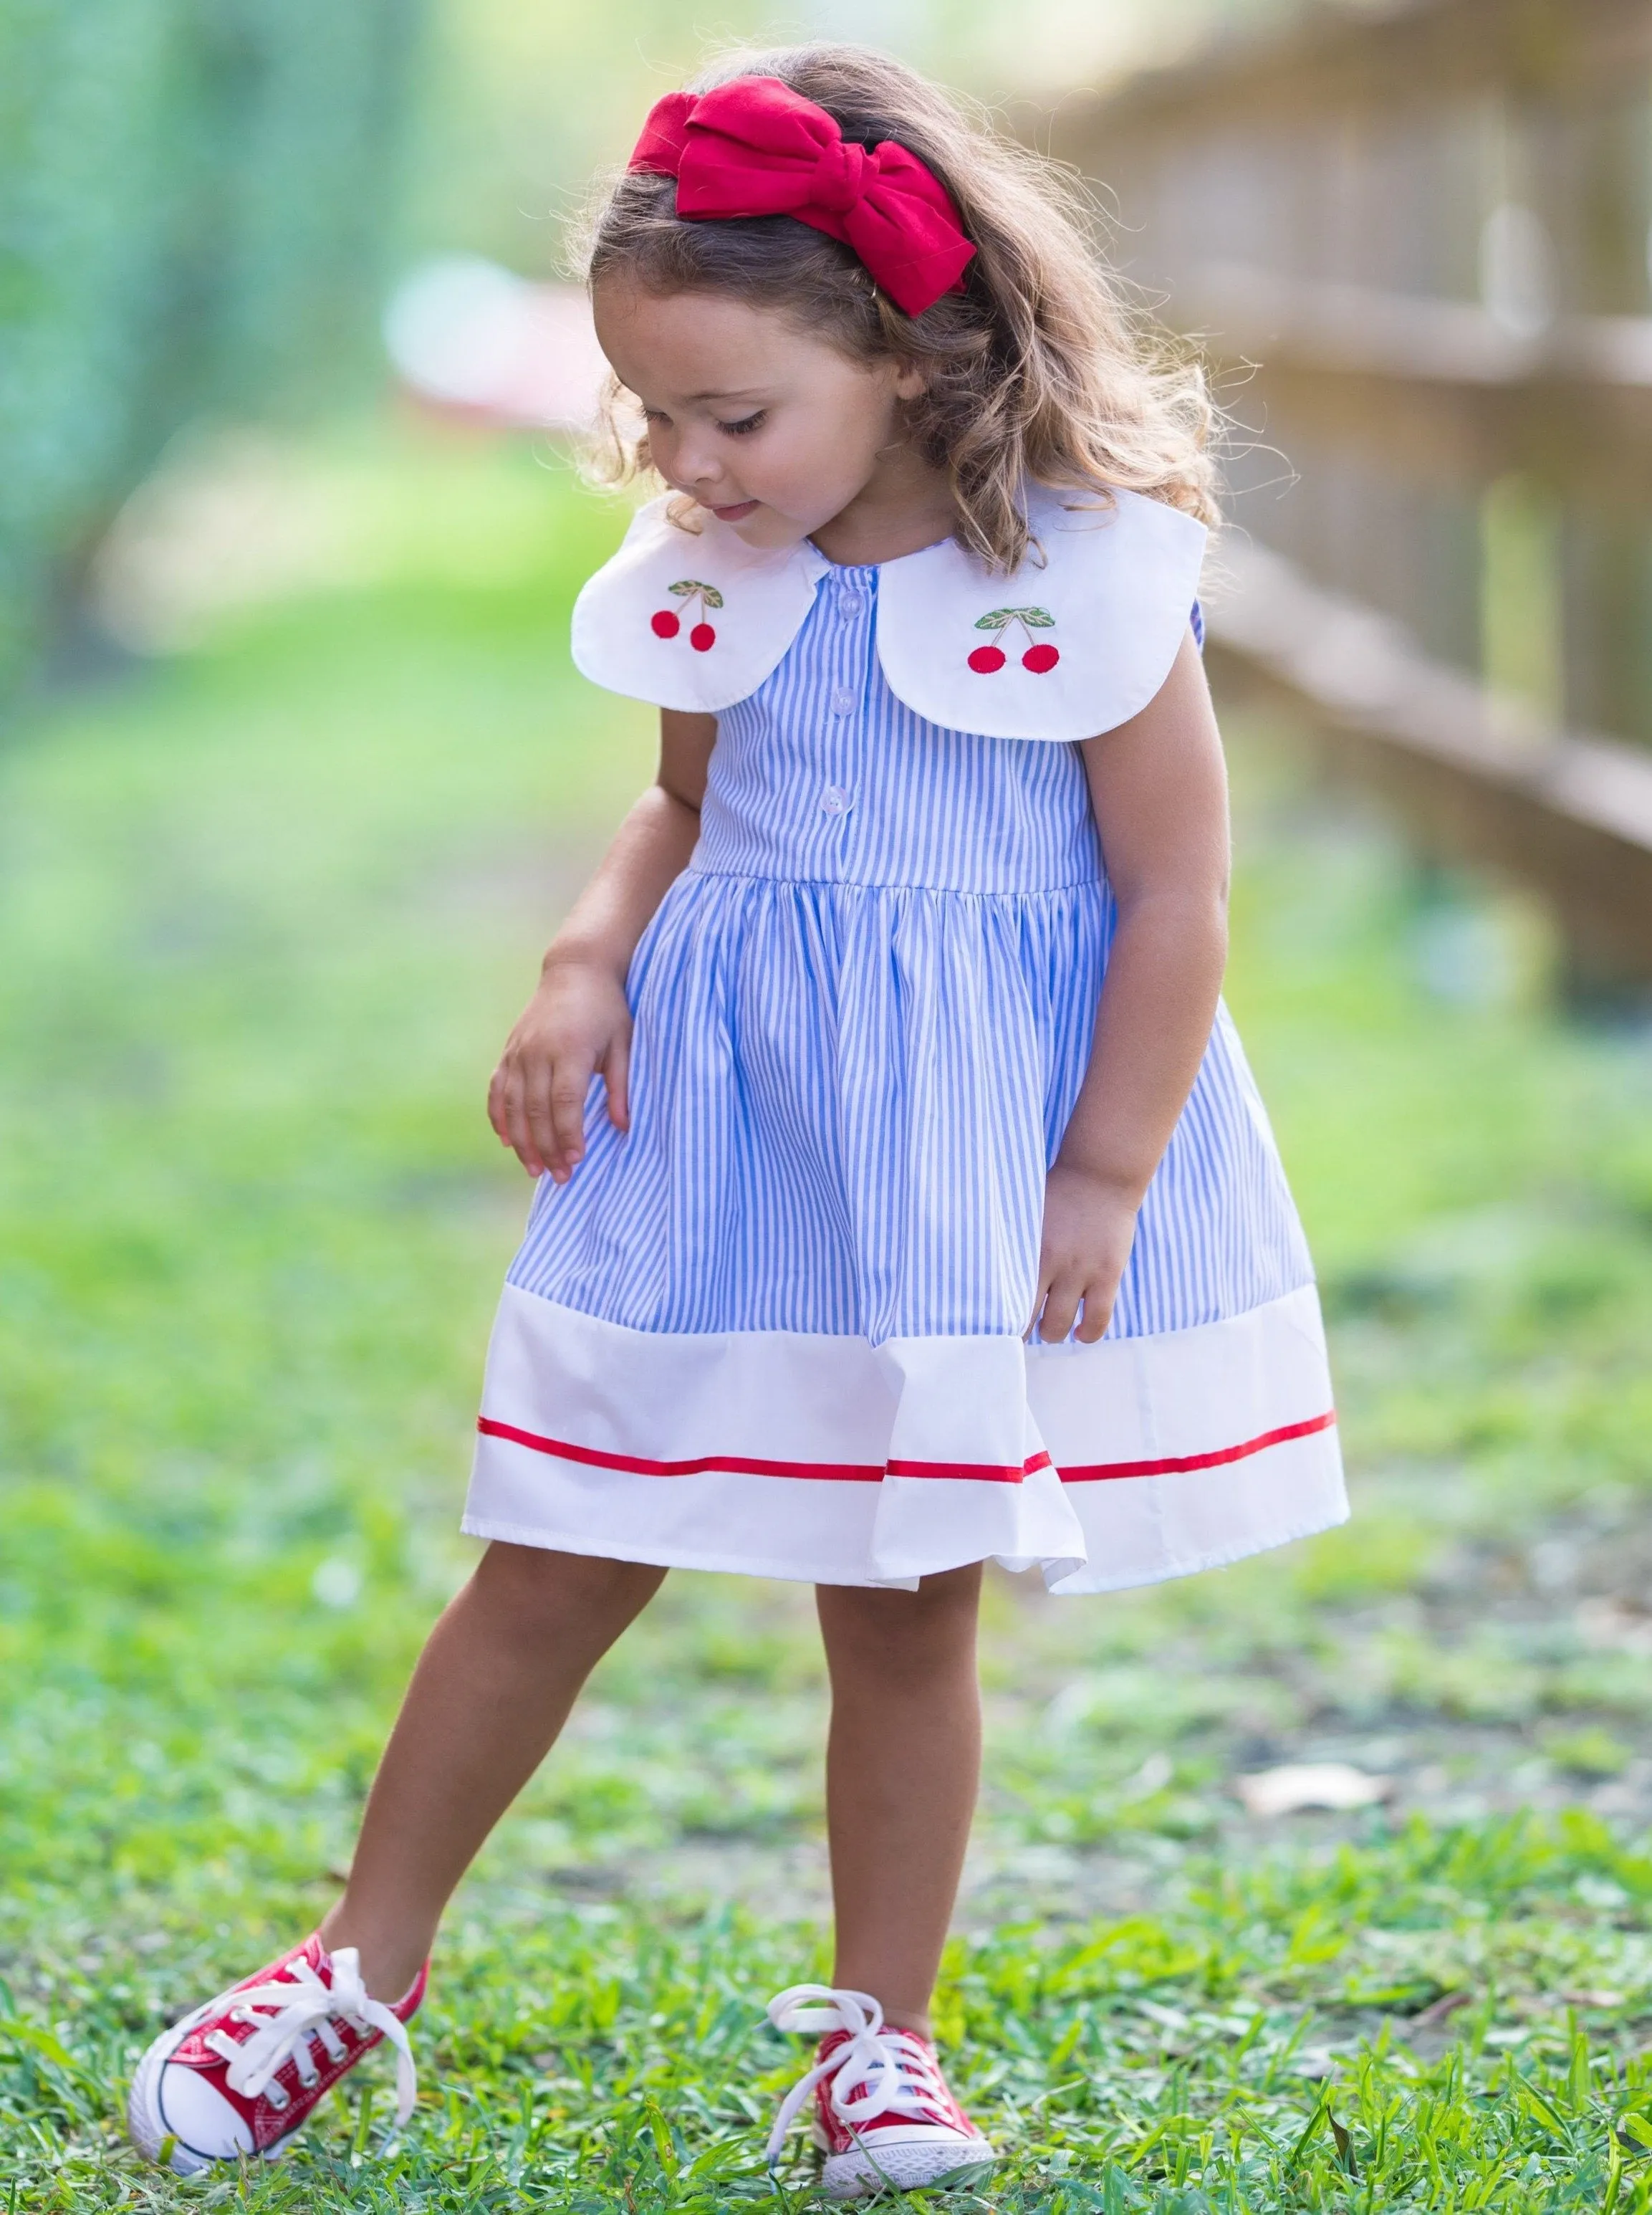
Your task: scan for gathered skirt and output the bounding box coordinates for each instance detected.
[464,866,1347,1592]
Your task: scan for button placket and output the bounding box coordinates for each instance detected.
[814,571,872,871]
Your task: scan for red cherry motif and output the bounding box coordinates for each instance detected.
[652,579,724,651]
[969,604,1057,674]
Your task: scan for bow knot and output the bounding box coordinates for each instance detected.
[810,134,867,215]
[628,77,974,317]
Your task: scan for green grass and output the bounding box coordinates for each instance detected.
[4,421,1652,2209]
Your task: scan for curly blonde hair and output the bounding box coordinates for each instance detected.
[579,44,1219,571]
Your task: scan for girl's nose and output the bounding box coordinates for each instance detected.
[670,441,723,496]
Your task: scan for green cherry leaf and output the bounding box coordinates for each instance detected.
[668,578,711,598]
[700,585,725,610]
[974,609,1012,630]
[1020,606,1056,626]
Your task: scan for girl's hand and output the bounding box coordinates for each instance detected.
[488,955,633,1182]
[1029,1162,1140,1344]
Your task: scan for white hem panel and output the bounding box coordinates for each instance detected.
[464,1283,1347,1592]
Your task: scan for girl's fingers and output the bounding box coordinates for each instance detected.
[488,1058,522,1147]
[547,1059,595,1178]
[501,1066,547,1178]
[521,1061,562,1178]
[486,1066,507,1142]
[1037,1274,1085,1346]
[1075,1283,1113,1345]
[602,1028,632,1132]
[491,1041,613,1181]
[491,1053,545,1176]
[1039,1263,1124,1345]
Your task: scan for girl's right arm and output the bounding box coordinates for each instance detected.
[488,709,717,1182]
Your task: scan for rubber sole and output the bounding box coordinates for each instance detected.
[821,2137,999,2198]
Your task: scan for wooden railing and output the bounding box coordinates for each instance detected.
[1050,0,1652,990]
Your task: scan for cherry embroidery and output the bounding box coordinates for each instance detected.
[969,605,1060,674]
[651,579,724,651]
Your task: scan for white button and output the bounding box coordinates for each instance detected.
[820,785,850,816]
[830,689,855,715]
[839,588,866,611]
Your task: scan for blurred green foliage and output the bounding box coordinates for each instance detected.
[0,0,1287,706]
[0,0,423,698]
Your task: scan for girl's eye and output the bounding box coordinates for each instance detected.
[717,410,766,436]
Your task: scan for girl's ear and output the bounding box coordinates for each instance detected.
[892,359,928,402]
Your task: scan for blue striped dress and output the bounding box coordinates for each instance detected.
[465,551,1347,1592]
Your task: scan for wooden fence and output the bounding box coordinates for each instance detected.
[1050,0,1652,990]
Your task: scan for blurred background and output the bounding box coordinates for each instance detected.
[6,1,1652,2204]
[4,0,1292,696]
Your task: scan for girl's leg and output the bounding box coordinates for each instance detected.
[815,1564,984,2035]
[318,1542,665,1999]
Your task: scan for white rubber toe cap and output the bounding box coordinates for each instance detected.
[128,2018,258,2175]
[155,2066,258,2162]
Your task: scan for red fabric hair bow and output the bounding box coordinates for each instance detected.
[628,77,975,318]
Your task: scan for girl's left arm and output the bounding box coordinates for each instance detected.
[1033,631,1231,1345]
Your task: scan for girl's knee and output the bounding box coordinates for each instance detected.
[817,1564,982,1661]
[476,1543,665,1622]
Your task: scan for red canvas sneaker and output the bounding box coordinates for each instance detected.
[127,1933,426,2175]
[765,1984,997,2199]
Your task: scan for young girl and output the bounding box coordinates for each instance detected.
[129,45,1347,2197]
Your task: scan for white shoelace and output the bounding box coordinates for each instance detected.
[764,1984,959,2167]
[203,1946,416,2124]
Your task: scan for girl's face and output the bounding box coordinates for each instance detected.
[592,276,928,550]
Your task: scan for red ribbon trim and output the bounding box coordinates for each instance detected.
[1058,1410,1338,1482]
[476,1412,1336,1485]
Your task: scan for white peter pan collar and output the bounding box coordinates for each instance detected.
[570,483,1207,740]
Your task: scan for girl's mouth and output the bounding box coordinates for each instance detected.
[711,499,759,522]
